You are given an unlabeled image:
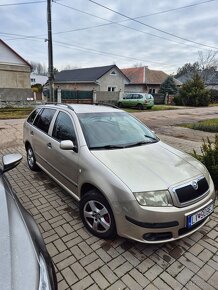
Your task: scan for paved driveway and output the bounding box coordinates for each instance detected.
[1,106,218,290]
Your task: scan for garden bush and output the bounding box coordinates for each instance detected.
[193,134,218,190]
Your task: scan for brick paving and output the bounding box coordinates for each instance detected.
[0,106,218,290]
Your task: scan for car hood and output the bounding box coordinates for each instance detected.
[0,178,39,290]
[91,141,205,192]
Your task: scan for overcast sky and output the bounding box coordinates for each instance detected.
[1,0,218,74]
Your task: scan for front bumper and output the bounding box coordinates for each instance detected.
[113,185,216,243]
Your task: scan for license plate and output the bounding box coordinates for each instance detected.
[187,203,214,228]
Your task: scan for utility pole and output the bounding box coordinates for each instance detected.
[47,0,54,102]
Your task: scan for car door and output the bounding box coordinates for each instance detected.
[46,110,79,196]
[124,94,132,107]
[31,108,57,172]
[131,94,139,107]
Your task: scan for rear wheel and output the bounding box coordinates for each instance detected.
[26,145,40,171]
[80,190,116,239]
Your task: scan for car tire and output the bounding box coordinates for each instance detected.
[118,102,122,108]
[80,190,117,239]
[26,145,40,171]
[137,103,144,110]
[147,106,152,109]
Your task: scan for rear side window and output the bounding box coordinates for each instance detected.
[34,108,56,134]
[52,111,77,144]
[27,108,41,124]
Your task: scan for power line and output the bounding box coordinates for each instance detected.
[52,40,174,68]
[88,0,218,50]
[54,1,215,51]
[0,0,62,7]
[2,1,216,51]
[0,31,175,68]
[134,0,217,19]
[0,1,46,7]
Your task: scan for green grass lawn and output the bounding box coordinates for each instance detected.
[124,105,179,113]
[0,107,33,119]
[181,118,218,133]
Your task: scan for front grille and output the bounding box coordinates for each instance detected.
[175,177,209,204]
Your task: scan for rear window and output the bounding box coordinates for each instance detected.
[27,108,41,124]
[33,108,56,134]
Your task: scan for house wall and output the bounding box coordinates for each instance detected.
[0,64,31,88]
[0,64,32,100]
[30,73,48,86]
[124,84,147,93]
[54,83,98,91]
[98,67,128,92]
[147,85,161,94]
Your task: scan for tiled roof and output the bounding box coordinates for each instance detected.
[121,67,144,83]
[122,66,182,86]
[144,67,168,85]
[55,65,129,82]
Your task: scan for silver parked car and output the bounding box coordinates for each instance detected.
[23,104,215,243]
[0,153,57,290]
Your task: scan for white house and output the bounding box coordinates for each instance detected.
[30,73,48,86]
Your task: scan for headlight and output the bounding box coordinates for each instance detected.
[134,190,173,206]
[39,255,51,290]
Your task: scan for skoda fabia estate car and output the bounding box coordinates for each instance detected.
[0,153,57,290]
[23,104,215,243]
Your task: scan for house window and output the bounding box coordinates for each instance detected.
[149,88,155,94]
[31,78,36,83]
[108,86,116,92]
[110,71,117,76]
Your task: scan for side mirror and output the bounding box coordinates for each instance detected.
[2,153,22,173]
[60,140,77,152]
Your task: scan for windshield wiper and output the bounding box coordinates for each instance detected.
[89,145,124,150]
[125,136,158,148]
[144,135,158,141]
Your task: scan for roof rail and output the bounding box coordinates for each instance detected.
[94,102,119,109]
[45,102,74,111]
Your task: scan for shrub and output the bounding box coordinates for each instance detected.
[177,74,210,106]
[193,134,218,190]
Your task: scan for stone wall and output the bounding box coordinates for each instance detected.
[96,91,120,102]
[0,88,32,101]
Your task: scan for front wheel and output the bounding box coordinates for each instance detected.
[117,102,123,108]
[26,145,40,171]
[136,103,144,110]
[80,190,116,239]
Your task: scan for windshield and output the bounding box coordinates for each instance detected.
[78,112,159,150]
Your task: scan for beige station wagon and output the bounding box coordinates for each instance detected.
[23,104,215,243]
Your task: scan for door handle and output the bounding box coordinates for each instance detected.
[47,143,52,149]
[30,131,34,136]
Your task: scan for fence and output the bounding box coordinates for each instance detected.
[55,89,93,104]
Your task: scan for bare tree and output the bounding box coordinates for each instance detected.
[30,61,48,75]
[198,50,218,85]
[175,50,218,87]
